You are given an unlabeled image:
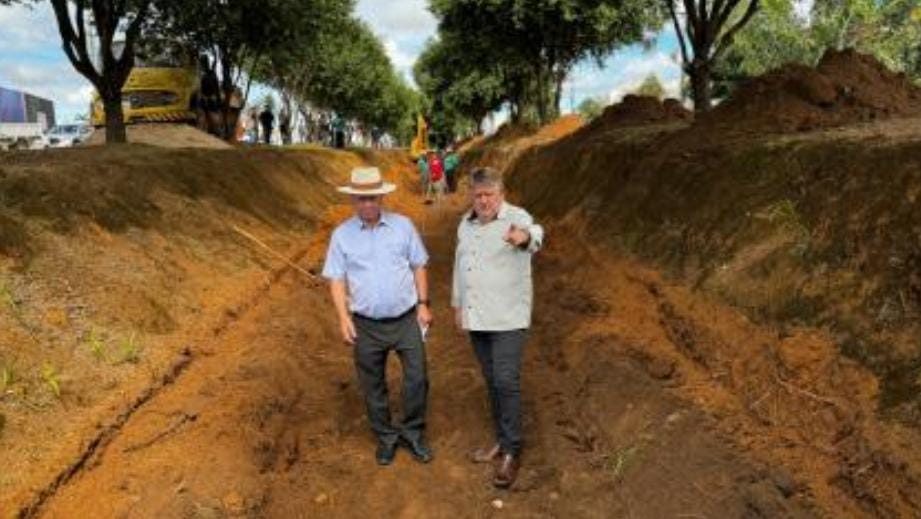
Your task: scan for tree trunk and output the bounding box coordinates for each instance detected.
[534,64,547,125]
[219,50,235,140]
[102,92,127,143]
[510,100,520,124]
[553,73,564,120]
[689,60,713,112]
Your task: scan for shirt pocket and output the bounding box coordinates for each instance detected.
[383,237,409,267]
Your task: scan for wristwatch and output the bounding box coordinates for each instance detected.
[418,299,431,307]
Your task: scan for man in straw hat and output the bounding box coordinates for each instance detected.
[452,166,544,488]
[322,166,434,466]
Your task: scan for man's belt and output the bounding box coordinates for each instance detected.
[352,306,415,323]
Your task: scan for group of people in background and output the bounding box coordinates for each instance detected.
[417,147,460,203]
[242,105,392,149]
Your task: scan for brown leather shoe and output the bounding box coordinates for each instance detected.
[493,454,520,488]
[470,444,501,464]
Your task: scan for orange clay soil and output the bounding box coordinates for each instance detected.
[6,102,921,518]
[31,193,816,519]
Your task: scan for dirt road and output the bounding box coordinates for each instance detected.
[22,190,821,519]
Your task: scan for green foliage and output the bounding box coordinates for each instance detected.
[634,74,666,99]
[85,328,108,362]
[252,12,418,140]
[607,444,640,480]
[152,0,358,135]
[119,334,141,365]
[716,0,921,95]
[665,0,760,110]
[0,282,16,312]
[755,199,810,256]
[414,33,508,136]
[577,97,607,120]
[261,94,276,112]
[41,363,61,398]
[426,0,663,126]
[1,363,14,393]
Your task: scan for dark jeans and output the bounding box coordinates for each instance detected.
[353,309,428,445]
[469,329,527,456]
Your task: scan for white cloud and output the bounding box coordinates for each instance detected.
[356,0,437,84]
[0,58,94,122]
[0,3,94,122]
[382,37,416,80]
[356,0,437,36]
[605,51,682,103]
[0,3,61,53]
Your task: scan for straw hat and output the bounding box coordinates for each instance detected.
[337,167,396,195]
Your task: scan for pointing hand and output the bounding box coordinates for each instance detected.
[503,224,530,247]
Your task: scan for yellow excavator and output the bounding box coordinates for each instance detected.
[410,113,428,160]
[89,43,243,138]
[90,43,199,126]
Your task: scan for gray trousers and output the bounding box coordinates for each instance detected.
[469,329,527,456]
[353,309,428,445]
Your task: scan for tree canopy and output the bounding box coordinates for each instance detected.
[2,0,419,143]
[635,73,666,98]
[713,0,921,96]
[577,96,607,120]
[419,0,663,131]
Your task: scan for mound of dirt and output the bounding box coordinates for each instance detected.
[534,114,585,139]
[591,95,691,129]
[0,145,417,515]
[491,97,921,516]
[460,115,584,177]
[490,122,536,142]
[84,123,232,149]
[701,48,921,133]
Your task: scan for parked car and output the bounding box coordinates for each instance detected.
[46,124,93,148]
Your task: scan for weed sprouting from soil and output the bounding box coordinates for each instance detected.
[85,328,108,362]
[755,199,810,256]
[118,334,141,365]
[1,363,14,393]
[0,282,18,312]
[41,363,61,399]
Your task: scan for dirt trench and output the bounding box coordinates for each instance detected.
[27,190,818,518]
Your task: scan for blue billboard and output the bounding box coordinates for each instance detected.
[0,87,27,123]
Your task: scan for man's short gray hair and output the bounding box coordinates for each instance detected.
[469,167,504,190]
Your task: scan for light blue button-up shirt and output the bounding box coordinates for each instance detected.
[322,211,429,319]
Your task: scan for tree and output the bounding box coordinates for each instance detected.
[414,34,508,135]
[635,73,666,98]
[43,0,154,143]
[258,15,417,140]
[429,0,662,125]
[810,0,921,77]
[665,0,761,111]
[153,0,353,138]
[713,0,921,97]
[577,97,606,119]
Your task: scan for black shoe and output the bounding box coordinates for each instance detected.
[376,441,398,466]
[400,436,434,464]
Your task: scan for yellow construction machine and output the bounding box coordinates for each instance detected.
[90,43,198,126]
[410,113,428,160]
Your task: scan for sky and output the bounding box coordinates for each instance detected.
[0,0,683,124]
